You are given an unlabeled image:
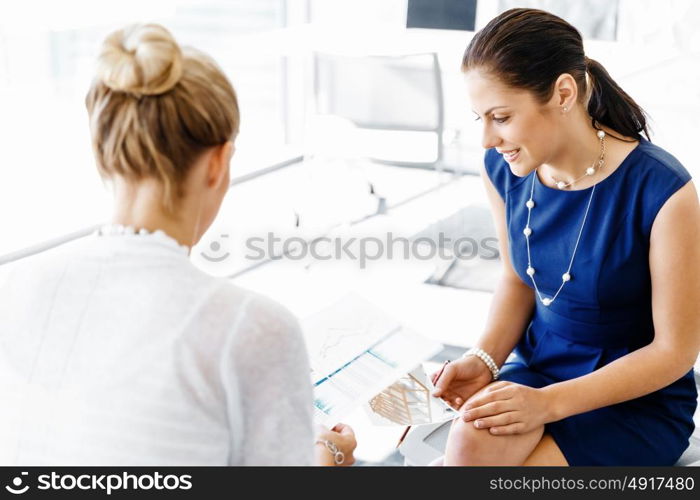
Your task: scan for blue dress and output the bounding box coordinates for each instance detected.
[484,138,697,466]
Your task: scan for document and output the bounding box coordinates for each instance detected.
[365,364,459,426]
[302,293,442,427]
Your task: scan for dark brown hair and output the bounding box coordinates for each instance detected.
[463,8,649,141]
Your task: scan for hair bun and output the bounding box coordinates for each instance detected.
[97,24,183,96]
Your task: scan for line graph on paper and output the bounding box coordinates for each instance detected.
[319,326,372,360]
[304,294,401,376]
[302,294,442,426]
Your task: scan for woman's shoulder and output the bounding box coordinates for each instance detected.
[213,282,303,346]
[0,236,90,295]
[625,139,693,234]
[180,281,307,385]
[633,139,692,185]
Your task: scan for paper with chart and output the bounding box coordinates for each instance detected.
[365,364,459,426]
[303,293,443,427]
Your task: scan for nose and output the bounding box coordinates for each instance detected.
[481,124,501,150]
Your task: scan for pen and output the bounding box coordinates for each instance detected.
[396,359,450,449]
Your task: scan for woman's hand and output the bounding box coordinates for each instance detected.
[431,356,494,409]
[460,381,554,435]
[315,423,357,466]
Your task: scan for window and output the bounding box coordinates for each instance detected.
[0,0,294,256]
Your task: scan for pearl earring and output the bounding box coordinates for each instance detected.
[563,106,568,112]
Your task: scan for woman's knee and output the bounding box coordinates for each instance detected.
[447,415,499,456]
[446,416,545,465]
[445,383,504,454]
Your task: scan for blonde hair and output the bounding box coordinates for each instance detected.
[86,24,240,211]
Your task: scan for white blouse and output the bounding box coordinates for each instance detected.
[0,230,314,465]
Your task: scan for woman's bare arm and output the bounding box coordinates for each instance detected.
[543,180,700,420]
[476,162,536,366]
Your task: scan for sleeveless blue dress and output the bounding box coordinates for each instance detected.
[484,138,697,466]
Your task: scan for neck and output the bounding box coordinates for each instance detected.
[110,178,200,250]
[542,113,604,185]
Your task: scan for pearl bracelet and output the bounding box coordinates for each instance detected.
[315,439,345,465]
[461,347,500,381]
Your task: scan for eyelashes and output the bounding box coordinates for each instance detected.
[473,116,509,124]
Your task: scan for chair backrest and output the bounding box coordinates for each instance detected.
[313,52,444,168]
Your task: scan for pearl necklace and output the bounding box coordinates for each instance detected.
[550,130,607,189]
[97,224,153,237]
[96,224,190,253]
[523,130,606,306]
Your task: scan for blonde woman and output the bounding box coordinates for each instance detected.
[0,24,355,466]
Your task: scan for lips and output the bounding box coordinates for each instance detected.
[498,148,520,162]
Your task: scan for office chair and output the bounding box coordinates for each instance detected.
[313,51,445,170]
[306,52,450,225]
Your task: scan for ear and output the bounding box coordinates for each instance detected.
[206,141,234,190]
[552,73,578,111]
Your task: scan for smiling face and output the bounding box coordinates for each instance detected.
[466,68,564,177]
